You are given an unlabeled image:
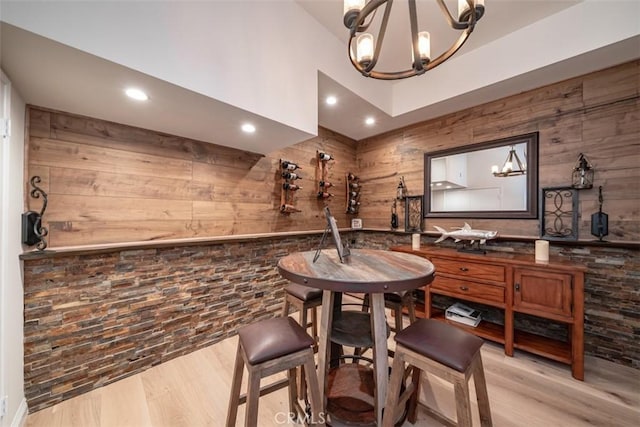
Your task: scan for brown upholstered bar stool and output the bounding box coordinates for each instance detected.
[282,283,323,401]
[226,317,324,427]
[282,283,323,345]
[357,291,416,359]
[362,291,417,333]
[382,319,493,427]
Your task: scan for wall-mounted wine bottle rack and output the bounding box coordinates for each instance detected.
[346,172,361,214]
[280,159,302,214]
[316,151,334,201]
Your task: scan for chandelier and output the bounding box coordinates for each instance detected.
[491,146,526,177]
[343,0,485,80]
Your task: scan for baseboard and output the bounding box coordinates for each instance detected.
[10,398,27,427]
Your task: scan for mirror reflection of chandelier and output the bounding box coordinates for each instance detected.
[343,0,485,80]
[492,146,526,177]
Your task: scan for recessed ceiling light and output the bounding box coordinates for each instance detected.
[326,95,337,105]
[365,117,375,125]
[125,88,148,101]
[241,123,256,133]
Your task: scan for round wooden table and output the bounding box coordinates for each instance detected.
[278,249,435,425]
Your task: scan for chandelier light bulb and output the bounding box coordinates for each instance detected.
[491,165,499,174]
[503,161,513,173]
[344,0,365,15]
[418,31,431,63]
[356,33,375,66]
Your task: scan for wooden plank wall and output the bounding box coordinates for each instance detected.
[26,109,357,247]
[356,60,639,241]
[25,60,639,247]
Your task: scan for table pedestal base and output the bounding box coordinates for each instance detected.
[326,364,408,427]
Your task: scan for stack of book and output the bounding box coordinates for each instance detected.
[445,302,482,328]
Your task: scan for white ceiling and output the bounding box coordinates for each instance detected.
[1,1,638,154]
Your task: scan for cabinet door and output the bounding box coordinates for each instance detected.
[513,268,572,319]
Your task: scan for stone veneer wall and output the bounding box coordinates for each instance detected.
[23,232,638,412]
[22,235,319,412]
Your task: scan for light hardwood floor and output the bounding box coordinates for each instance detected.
[25,324,639,427]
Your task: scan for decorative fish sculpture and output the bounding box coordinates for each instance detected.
[433,223,498,244]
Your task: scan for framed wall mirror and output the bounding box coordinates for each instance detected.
[424,132,539,219]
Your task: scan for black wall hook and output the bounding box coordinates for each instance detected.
[21,176,49,250]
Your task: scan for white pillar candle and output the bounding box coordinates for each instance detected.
[535,240,549,262]
[412,233,421,250]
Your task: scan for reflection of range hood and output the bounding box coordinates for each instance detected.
[431,155,467,190]
[431,180,466,191]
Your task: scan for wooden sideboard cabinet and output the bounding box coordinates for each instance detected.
[391,245,586,380]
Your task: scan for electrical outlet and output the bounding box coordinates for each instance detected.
[0,395,7,418]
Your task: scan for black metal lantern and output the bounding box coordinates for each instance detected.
[572,153,594,190]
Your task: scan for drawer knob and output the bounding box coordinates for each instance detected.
[459,267,469,272]
[460,286,469,291]
[515,283,520,292]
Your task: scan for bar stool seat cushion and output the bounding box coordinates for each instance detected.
[238,317,315,365]
[285,283,323,301]
[394,319,484,373]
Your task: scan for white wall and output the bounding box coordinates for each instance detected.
[0,0,390,138]
[0,70,26,427]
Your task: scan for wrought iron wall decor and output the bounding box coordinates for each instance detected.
[591,186,608,241]
[540,186,578,241]
[405,195,423,232]
[22,176,49,250]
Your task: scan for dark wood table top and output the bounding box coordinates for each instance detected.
[277,248,435,293]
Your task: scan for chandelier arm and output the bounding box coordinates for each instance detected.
[350,0,389,31]
[505,150,514,169]
[349,8,379,34]
[364,0,393,73]
[435,0,470,30]
[423,28,471,71]
[514,152,526,173]
[408,0,424,72]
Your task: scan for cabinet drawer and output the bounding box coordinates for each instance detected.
[431,276,505,304]
[433,257,505,284]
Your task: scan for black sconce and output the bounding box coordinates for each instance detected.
[591,186,609,242]
[572,153,594,190]
[22,176,48,250]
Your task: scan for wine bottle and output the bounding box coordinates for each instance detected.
[318,152,333,161]
[349,182,359,189]
[347,173,358,181]
[349,191,358,198]
[319,181,333,188]
[281,204,301,213]
[317,191,333,199]
[348,199,360,206]
[281,172,301,180]
[281,161,300,171]
[347,206,358,214]
[282,183,302,191]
